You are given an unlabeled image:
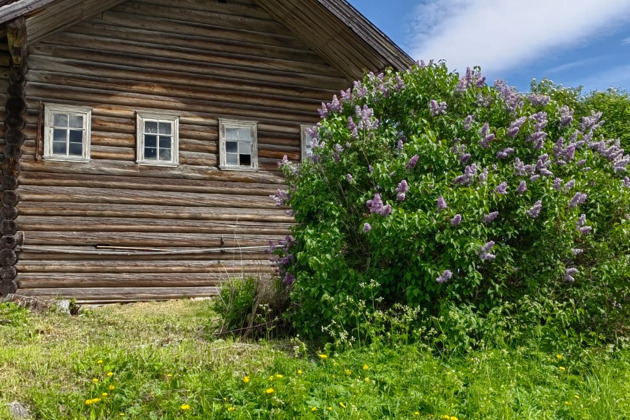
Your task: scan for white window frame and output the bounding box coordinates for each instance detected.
[300,124,316,161]
[136,111,179,167]
[44,104,92,162]
[219,118,258,171]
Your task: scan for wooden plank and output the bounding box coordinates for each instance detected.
[22,231,283,246]
[16,286,222,301]
[17,202,292,222]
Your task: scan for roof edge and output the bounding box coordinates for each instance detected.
[0,0,55,25]
[317,0,415,71]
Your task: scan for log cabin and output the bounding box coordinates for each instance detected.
[0,0,414,302]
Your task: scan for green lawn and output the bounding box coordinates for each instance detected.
[0,299,628,419]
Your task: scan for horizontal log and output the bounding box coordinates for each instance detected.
[17,260,271,274]
[18,215,291,235]
[15,286,221,301]
[18,185,277,208]
[17,202,291,222]
[0,248,16,265]
[0,266,17,281]
[19,171,282,196]
[19,248,270,261]
[1,190,18,206]
[1,235,17,249]
[23,231,283,247]
[20,160,285,183]
[1,205,18,220]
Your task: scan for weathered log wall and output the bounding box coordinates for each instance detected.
[12,0,350,302]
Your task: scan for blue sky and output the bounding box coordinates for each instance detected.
[347,0,630,94]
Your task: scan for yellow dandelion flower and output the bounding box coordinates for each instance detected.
[107,372,114,377]
[364,377,370,383]
[414,412,420,416]
[243,376,250,383]
[109,385,115,391]
[565,401,571,406]
[451,417,459,420]
[319,354,328,360]
[575,395,580,399]
[333,362,338,366]
[275,374,283,379]
[85,399,93,405]
[442,415,451,420]
[92,378,99,383]
[265,388,275,394]
[556,354,563,361]
[269,375,274,381]
[166,374,173,378]
[327,406,333,411]
[97,360,103,365]
[559,366,566,371]
[339,402,346,408]
[102,393,108,397]
[312,407,317,412]
[228,406,235,412]
[345,369,351,375]
[119,413,124,417]
[363,364,369,370]
[297,370,303,375]
[93,398,101,404]
[180,404,190,411]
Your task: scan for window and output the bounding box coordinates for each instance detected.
[44,104,91,161]
[136,112,179,166]
[219,119,258,170]
[301,124,316,161]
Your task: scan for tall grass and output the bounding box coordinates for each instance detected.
[0,300,628,419]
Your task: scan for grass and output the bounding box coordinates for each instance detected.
[0,299,629,419]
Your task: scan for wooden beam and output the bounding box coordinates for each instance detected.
[6,16,27,67]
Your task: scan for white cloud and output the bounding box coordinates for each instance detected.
[623,37,630,45]
[410,0,630,74]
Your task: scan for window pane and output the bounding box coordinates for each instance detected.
[240,141,252,155]
[69,115,83,129]
[144,147,157,159]
[158,122,171,135]
[240,154,251,166]
[145,121,158,134]
[53,114,68,127]
[226,127,251,141]
[53,128,67,142]
[53,141,66,155]
[69,142,83,156]
[159,136,171,149]
[226,141,238,153]
[159,148,172,162]
[226,153,238,165]
[69,130,83,143]
[145,135,157,148]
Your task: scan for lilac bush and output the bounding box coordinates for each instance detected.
[275,62,630,342]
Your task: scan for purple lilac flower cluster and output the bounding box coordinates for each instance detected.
[527,200,542,218]
[451,214,462,226]
[569,192,587,208]
[436,270,453,284]
[429,100,447,116]
[495,182,508,195]
[455,67,486,92]
[366,193,391,217]
[527,94,550,107]
[453,164,478,185]
[396,180,408,201]
[479,241,496,261]
[407,154,419,170]
[479,122,495,148]
[437,196,448,212]
[494,80,523,113]
[270,189,289,207]
[483,211,499,223]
